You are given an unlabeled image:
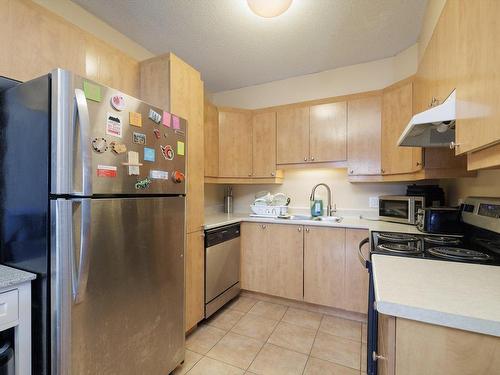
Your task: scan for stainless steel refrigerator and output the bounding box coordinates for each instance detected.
[0,69,186,374]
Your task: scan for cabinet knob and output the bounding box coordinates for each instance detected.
[349,169,354,174]
[248,173,252,176]
[305,228,310,233]
[304,157,308,162]
[298,227,302,232]
[372,351,387,362]
[416,161,422,166]
[271,172,275,177]
[261,224,267,229]
[381,168,385,174]
[311,156,315,161]
[449,141,460,150]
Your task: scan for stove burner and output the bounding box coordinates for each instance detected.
[424,236,462,245]
[427,247,491,261]
[475,238,500,252]
[377,233,419,242]
[377,243,421,254]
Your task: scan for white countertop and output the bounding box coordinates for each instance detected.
[204,212,421,234]
[0,264,36,289]
[372,254,500,337]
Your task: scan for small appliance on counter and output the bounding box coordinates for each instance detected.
[249,191,290,217]
[378,184,445,225]
[416,207,463,234]
[360,196,500,375]
[224,186,234,213]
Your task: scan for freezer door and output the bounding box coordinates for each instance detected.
[51,197,185,375]
[51,69,187,195]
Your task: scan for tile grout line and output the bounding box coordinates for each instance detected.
[301,313,324,375]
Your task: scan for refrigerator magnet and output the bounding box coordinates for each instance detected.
[106,113,123,138]
[144,147,156,162]
[135,177,152,190]
[129,112,142,127]
[172,115,180,130]
[148,108,162,124]
[153,128,161,139]
[83,81,102,102]
[177,141,185,156]
[96,165,117,178]
[91,137,108,153]
[110,142,127,154]
[162,111,171,127]
[133,132,146,145]
[160,145,174,161]
[149,170,168,180]
[110,94,126,111]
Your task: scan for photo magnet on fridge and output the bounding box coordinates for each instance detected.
[106,113,123,138]
[133,132,146,145]
[148,108,162,124]
[144,147,156,162]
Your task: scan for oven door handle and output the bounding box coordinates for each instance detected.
[358,237,370,268]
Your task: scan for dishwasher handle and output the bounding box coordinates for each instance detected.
[358,237,370,269]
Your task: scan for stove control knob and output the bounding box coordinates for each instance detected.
[172,171,185,184]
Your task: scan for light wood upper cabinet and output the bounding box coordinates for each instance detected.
[304,227,345,309]
[348,96,382,175]
[310,102,347,162]
[204,100,219,177]
[267,224,304,301]
[381,82,422,175]
[241,223,268,294]
[344,229,369,314]
[185,230,205,332]
[218,110,253,177]
[252,112,277,177]
[277,107,310,164]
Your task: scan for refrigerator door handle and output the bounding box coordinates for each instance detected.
[74,89,92,196]
[72,198,92,304]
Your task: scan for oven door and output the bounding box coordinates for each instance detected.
[359,237,378,375]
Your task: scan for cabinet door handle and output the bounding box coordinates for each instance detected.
[271,172,275,177]
[248,173,252,177]
[297,227,302,232]
[449,141,460,150]
[304,157,308,162]
[349,169,354,174]
[381,168,385,174]
[310,156,315,161]
[305,228,310,233]
[261,224,267,229]
[373,351,387,362]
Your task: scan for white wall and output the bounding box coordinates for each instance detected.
[229,169,413,215]
[441,170,500,206]
[212,44,418,109]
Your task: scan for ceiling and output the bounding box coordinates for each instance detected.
[73,0,428,92]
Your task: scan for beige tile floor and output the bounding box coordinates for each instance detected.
[175,296,367,375]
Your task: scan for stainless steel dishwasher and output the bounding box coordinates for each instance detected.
[204,223,241,318]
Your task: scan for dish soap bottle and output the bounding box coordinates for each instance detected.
[311,199,323,217]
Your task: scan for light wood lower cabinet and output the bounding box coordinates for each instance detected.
[241,223,303,301]
[267,224,304,300]
[185,230,205,332]
[304,227,345,309]
[378,316,500,375]
[242,223,369,313]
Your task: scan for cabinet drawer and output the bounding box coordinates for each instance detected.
[0,289,19,326]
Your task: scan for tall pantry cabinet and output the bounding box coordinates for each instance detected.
[140,53,205,332]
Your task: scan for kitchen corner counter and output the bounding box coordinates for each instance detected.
[204,212,421,234]
[372,254,500,337]
[0,264,36,289]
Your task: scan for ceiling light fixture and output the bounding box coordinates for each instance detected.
[247,0,293,18]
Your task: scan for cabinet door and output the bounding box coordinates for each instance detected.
[381,83,422,175]
[304,227,345,308]
[377,314,396,375]
[277,107,310,164]
[344,229,369,314]
[204,100,219,177]
[218,110,253,177]
[185,230,205,332]
[310,102,347,162]
[252,112,277,177]
[267,224,304,300]
[347,96,382,175]
[241,222,268,294]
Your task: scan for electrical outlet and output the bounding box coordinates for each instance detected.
[369,197,379,208]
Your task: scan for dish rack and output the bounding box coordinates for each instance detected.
[250,205,288,217]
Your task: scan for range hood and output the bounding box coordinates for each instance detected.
[397,90,456,147]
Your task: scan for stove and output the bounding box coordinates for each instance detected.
[370,197,500,266]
